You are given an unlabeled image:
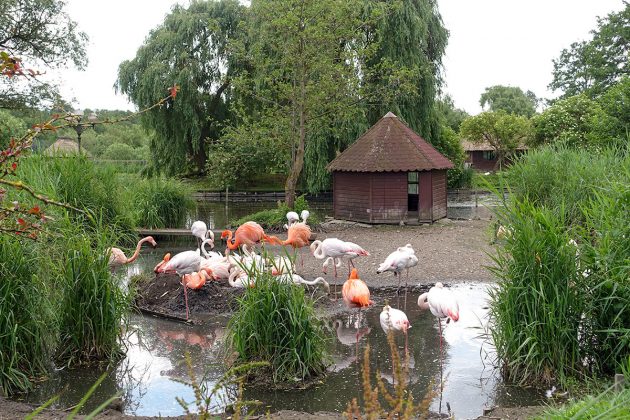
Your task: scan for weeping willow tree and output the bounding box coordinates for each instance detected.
[229,0,418,204]
[302,0,450,192]
[116,0,244,175]
[363,0,448,142]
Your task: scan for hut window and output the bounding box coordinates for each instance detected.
[408,172,419,211]
[483,151,496,160]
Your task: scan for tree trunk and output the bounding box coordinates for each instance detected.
[284,73,307,208]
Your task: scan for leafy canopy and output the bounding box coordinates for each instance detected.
[549,3,629,99]
[480,85,538,118]
[117,0,245,175]
[0,0,88,108]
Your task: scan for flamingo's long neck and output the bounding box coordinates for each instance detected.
[226,231,239,250]
[126,237,150,263]
[312,241,324,259]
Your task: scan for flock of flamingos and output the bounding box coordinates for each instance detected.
[108,210,460,353]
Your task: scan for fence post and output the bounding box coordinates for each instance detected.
[614,373,625,392]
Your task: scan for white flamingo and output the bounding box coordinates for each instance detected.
[108,236,157,268]
[300,209,310,224]
[283,211,299,230]
[380,304,411,353]
[191,221,215,255]
[275,273,330,292]
[227,268,255,288]
[377,248,417,292]
[270,255,295,275]
[417,282,460,370]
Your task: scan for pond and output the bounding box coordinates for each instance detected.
[25,243,542,419]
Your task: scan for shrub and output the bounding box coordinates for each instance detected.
[226,267,328,384]
[0,236,55,395]
[534,388,630,419]
[232,194,317,230]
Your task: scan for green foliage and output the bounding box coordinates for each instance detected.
[534,388,630,420]
[52,223,131,365]
[0,109,26,148]
[101,142,140,161]
[15,155,135,232]
[77,117,151,159]
[480,85,538,118]
[227,268,328,383]
[550,3,629,99]
[127,176,194,229]
[232,195,317,230]
[596,76,630,143]
[0,0,88,108]
[0,236,55,395]
[435,94,469,132]
[459,111,532,169]
[364,0,449,144]
[532,95,619,150]
[436,125,468,188]
[116,0,245,175]
[489,147,630,387]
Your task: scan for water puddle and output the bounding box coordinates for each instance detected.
[25,278,542,418]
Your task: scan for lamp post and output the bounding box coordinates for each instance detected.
[69,109,98,154]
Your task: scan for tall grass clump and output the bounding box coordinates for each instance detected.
[226,268,328,384]
[0,236,55,395]
[489,147,630,387]
[50,223,131,366]
[505,147,623,225]
[16,155,134,232]
[534,387,630,419]
[233,194,317,230]
[128,176,194,228]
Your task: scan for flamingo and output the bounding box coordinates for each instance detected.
[310,238,347,277]
[282,222,311,267]
[300,209,310,224]
[181,268,211,319]
[108,236,157,268]
[283,211,299,230]
[380,304,411,354]
[191,221,215,256]
[200,257,231,281]
[342,268,373,349]
[417,282,460,371]
[275,273,330,293]
[341,241,370,272]
[377,248,417,292]
[154,250,202,275]
[221,221,281,253]
[270,255,294,275]
[227,268,255,288]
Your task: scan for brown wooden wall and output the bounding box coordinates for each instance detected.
[466,150,526,171]
[333,172,371,222]
[333,170,448,223]
[368,172,407,223]
[431,170,447,220]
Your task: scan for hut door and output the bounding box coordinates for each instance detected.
[407,172,419,211]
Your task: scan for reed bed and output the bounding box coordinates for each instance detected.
[226,265,328,383]
[489,147,630,387]
[0,236,55,395]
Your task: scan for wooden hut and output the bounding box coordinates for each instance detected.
[327,112,453,224]
[461,139,527,171]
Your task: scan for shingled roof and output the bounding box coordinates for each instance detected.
[327,112,453,172]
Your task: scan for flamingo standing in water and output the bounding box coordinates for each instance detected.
[417,282,459,371]
[191,221,215,256]
[342,268,374,343]
[108,236,157,268]
[221,221,281,254]
[380,304,411,354]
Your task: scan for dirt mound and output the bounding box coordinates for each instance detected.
[136,273,245,319]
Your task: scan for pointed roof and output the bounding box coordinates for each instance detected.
[327,112,453,172]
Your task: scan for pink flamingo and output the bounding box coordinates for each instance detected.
[221,221,281,253]
[377,247,418,292]
[417,282,459,372]
[181,268,212,319]
[108,236,157,268]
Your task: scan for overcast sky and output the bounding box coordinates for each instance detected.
[55,0,625,115]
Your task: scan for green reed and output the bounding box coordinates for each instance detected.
[226,262,328,384]
[0,236,55,395]
[127,176,194,228]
